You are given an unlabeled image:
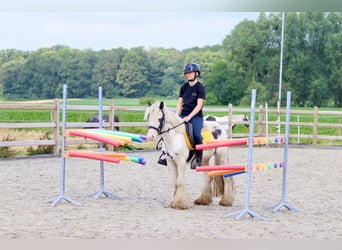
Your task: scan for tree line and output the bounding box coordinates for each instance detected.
[0,12,341,107]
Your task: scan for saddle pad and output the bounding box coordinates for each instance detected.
[201,128,215,144]
[184,133,195,150]
[184,126,214,150]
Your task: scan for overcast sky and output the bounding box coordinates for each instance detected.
[0,12,260,51]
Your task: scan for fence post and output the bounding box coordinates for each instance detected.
[53,98,60,155]
[109,100,115,131]
[313,106,318,145]
[108,100,115,151]
[258,104,264,136]
[228,103,233,139]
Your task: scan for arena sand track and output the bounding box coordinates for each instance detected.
[0,146,341,239]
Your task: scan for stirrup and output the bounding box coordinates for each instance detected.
[158,153,167,166]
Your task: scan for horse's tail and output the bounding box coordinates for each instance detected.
[212,176,225,197]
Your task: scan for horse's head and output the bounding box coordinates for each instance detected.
[144,101,166,141]
[243,114,249,128]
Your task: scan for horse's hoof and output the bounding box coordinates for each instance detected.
[175,205,189,210]
[219,199,234,206]
[194,198,212,205]
[170,201,189,209]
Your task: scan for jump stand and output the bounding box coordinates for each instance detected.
[267,91,300,213]
[47,84,146,207]
[87,85,121,200]
[48,84,81,207]
[224,89,267,221]
[196,89,300,220]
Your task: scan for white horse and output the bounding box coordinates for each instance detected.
[204,114,249,131]
[144,101,235,210]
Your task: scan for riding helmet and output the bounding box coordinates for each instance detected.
[183,62,201,75]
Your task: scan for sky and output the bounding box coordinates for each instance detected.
[0,12,261,51]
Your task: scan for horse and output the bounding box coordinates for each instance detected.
[144,101,235,210]
[204,114,249,130]
[85,114,120,131]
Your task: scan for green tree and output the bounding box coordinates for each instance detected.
[325,13,342,107]
[116,47,152,97]
[92,48,127,98]
[147,48,184,97]
[1,57,27,99]
[204,60,242,105]
[55,48,97,98]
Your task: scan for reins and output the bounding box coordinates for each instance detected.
[151,121,185,150]
[159,121,185,135]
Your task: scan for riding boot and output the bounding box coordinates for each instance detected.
[190,150,203,169]
[196,150,203,167]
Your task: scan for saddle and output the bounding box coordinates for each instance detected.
[184,122,195,150]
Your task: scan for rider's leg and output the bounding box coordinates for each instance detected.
[190,115,204,169]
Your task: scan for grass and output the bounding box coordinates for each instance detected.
[0,98,341,158]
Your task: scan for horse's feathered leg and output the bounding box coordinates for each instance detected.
[219,176,235,206]
[215,147,235,206]
[194,152,213,205]
[170,157,189,209]
[166,157,189,209]
[167,159,178,208]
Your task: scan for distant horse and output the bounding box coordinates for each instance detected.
[144,101,235,210]
[85,114,120,131]
[204,114,249,130]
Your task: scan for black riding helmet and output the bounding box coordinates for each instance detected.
[183,62,201,76]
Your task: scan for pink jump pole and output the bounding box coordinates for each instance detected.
[196,138,248,150]
[196,165,246,171]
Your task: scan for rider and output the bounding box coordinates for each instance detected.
[158,62,206,169]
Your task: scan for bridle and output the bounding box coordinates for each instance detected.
[148,107,185,154]
[148,108,185,135]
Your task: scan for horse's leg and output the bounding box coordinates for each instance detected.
[170,157,189,210]
[168,158,189,209]
[212,147,236,206]
[194,173,213,205]
[219,176,235,206]
[194,151,213,205]
[167,160,178,208]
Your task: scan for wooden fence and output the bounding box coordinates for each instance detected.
[1,100,341,156]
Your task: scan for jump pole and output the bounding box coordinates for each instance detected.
[268,91,300,213]
[88,85,121,200]
[224,89,267,221]
[48,84,81,207]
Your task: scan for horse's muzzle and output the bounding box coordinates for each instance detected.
[146,126,159,141]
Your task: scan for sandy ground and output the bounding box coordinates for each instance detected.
[0,146,341,239]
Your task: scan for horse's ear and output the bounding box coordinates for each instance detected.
[148,101,152,106]
[159,101,164,110]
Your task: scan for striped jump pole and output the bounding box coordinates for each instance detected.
[196,137,284,151]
